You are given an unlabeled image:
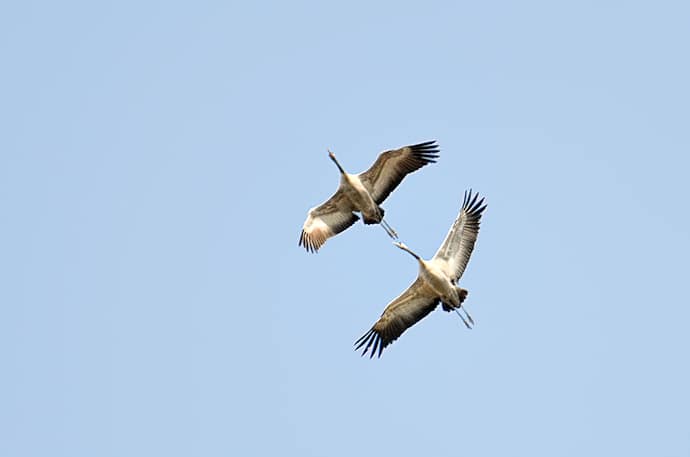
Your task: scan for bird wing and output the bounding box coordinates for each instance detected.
[299,191,359,253]
[432,190,487,281]
[358,140,440,204]
[354,277,440,358]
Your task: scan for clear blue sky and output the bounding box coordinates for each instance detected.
[2,1,689,456]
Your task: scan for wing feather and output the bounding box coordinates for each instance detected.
[299,191,359,253]
[432,189,487,280]
[358,140,440,204]
[354,278,439,358]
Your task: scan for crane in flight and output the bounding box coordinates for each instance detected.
[355,190,487,358]
[299,141,440,253]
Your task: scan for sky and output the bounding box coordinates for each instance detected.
[1,1,689,456]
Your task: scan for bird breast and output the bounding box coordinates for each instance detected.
[341,174,377,212]
[419,261,455,299]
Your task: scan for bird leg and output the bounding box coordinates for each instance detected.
[454,307,474,329]
[462,306,475,326]
[454,309,472,328]
[380,218,399,239]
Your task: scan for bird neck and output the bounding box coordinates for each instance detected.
[400,245,422,261]
[330,155,346,175]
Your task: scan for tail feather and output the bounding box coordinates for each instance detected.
[457,287,468,303]
[362,206,385,225]
[442,288,468,312]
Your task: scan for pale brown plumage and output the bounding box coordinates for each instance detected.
[355,190,487,358]
[358,141,440,204]
[299,141,440,253]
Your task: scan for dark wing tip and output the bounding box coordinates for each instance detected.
[298,230,319,253]
[410,139,438,148]
[461,189,487,218]
[354,328,385,358]
[403,140,440,171]
[409,140,440,158]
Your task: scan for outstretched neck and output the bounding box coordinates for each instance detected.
[328,150,346,175]
[398,244,422,261]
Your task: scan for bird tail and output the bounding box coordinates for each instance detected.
[442,287,468,312]
[362,206,385,225]
[457,287,468,303]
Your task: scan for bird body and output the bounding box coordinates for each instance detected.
[419,259,463,308]
[336,172,382,224]
[355,190,487,358]
[397,243,460,306]
[299,141,440,253]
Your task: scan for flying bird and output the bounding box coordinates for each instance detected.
[299,141,440,253]
[355,190,487,358]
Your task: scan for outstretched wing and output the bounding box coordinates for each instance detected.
[354,278,439,358]
[432,190,487,281]
[358,140,440,204]
[299,191,359,253]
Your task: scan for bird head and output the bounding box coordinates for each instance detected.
[393,241,408,251]
[327,149,345,174]
[393,241,421,260]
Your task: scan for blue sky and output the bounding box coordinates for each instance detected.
[2,1,689,456]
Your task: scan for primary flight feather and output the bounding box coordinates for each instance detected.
[299,141,440,253]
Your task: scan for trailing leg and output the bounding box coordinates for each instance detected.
[454,309,473,329]
[380,218,398,239]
